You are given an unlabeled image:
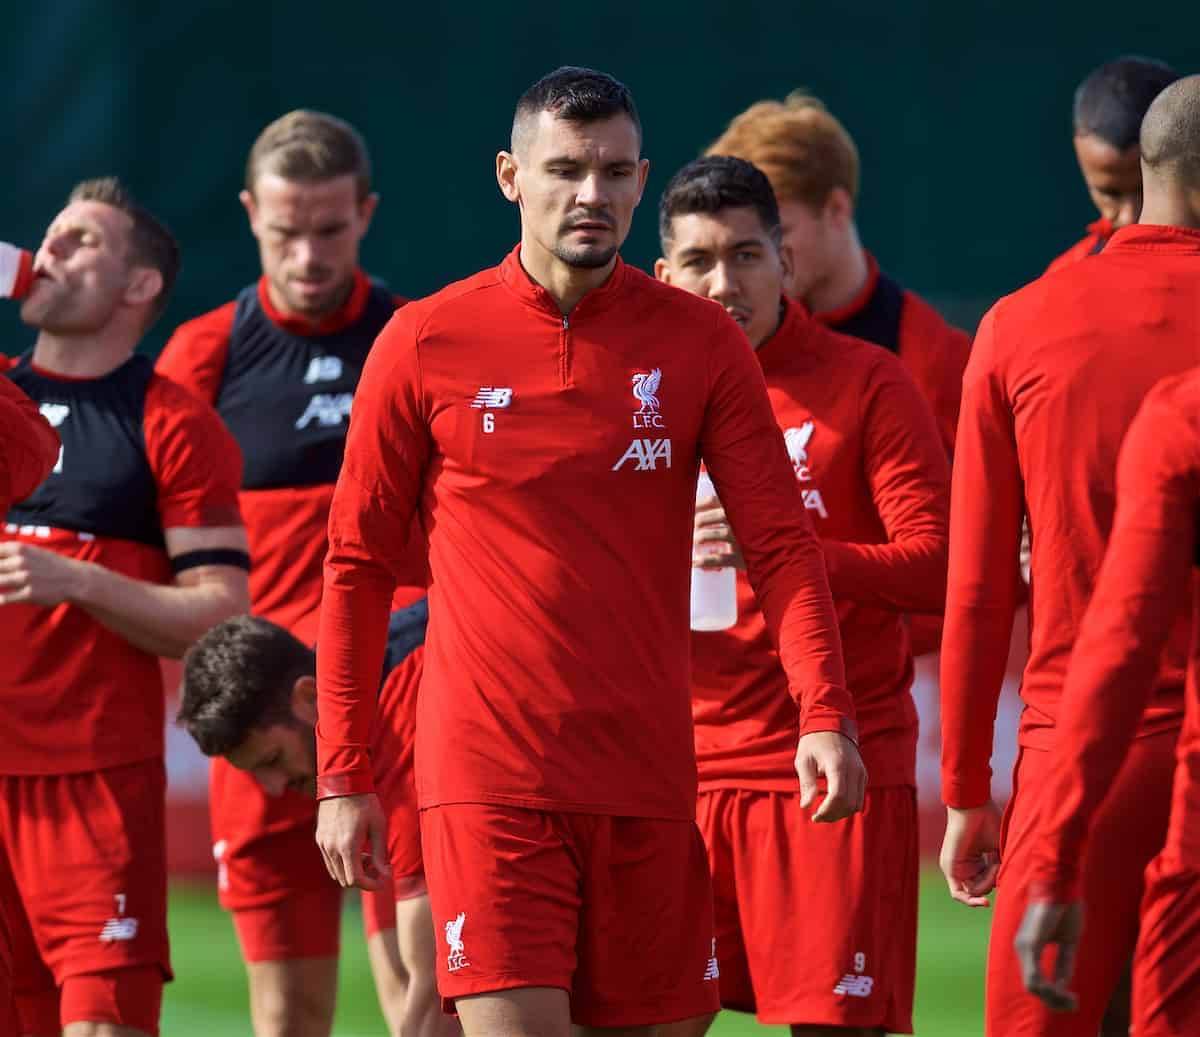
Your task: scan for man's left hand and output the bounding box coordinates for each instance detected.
[0,541,85,606]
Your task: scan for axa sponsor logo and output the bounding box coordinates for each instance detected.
[445,912,470,972]
[783,421,828,519]
[295,392,353,430]
[630,368,665,429]
[612,438,672,472]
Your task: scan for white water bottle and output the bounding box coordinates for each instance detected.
[690,471,738,631]
[0,243,34,300]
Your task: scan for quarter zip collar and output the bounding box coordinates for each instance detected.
[498,245,628,323]
[755,296,820,371]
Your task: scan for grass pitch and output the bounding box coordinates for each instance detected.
[162,870,990,1035]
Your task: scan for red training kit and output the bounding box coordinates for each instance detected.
[1032,369,1200,898]
[1043,217,1113,275]
[942,226,1200,1037]
[692,298,949,791]
[317,246,854,817]
[0,377,59,507]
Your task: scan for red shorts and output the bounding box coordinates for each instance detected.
[697,786,917,1031]
[222,751,425,958]
[1133,856,1200,1036]
[420,804,720,1028]
[987,734,1176,1037]
[0,759,170,1034]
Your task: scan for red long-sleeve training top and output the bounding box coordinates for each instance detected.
[692,299,949,791]
[316,247,854,818]
[1031,370,1200,900]
[940,225,1200,809]
[0,376,59,507]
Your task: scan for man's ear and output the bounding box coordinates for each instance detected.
[778,241,795,288]
[291,675,318,726]
[824,186,855,231]
[124,267,163,309]
[239,189,259,236]
[496,151,521,203]
[654,257,672,284]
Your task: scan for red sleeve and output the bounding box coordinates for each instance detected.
[316,311,427,798]
[0,376,59,508]
[820,353,950,612]
[700,308,856,741]
[144,375,244,529]
[1029,388,1200,900]
[154,303,236,404]
[939,306,1026,807]
[899,291,972,456]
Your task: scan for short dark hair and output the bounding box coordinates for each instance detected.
[512,66,641,151]
[68,177,181,325]
[658,156,782,254]
[1073,56,1180,150]
[246,109,373,200]
[177,615,314,757]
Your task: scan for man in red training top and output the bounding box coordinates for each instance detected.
[654,156,949,1037]
[0,291,59,1032]
[156,111,420,1036]
[705,94,970,459]
[314,66,866,1037]
[177,604,457,1037]
[939,76,1200,1037]
[1015,367,1200,1035]
[1045,55,1179,274]
[0,179,248,1037]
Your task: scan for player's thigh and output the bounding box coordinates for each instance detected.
[366,926,406,1035]
[456,985,573,1037]
[574,816,720,1030]
[1132,856,1200,1037]
[420,805,582,1007]
[733,788,916,1032]
[988,738,1174,1037]
[245,956,338,1037]
[395,893,461,1036]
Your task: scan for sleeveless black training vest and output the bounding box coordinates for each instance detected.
[830,269,906,355]
[5,353,164,547]
[215,282,398,490]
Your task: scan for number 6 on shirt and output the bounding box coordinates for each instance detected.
[482,413,495,433]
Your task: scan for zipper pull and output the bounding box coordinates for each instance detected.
[562,315,569,330]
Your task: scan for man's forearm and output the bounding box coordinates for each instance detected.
[74,561,249,658]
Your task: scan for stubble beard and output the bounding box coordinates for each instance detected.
[552,241,618,270]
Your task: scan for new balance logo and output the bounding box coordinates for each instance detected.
[213,840,229,893]
[39,403,70,428]
[295,392,353,430]
[304,356,344,383]
[445,912,470,972]
[833,973,875,997]
[703,939,720,981]
[99,917,139,942]
[471,387,513,409]
[612,438,672,472]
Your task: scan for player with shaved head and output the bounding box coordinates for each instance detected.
[941,73,1200,1037]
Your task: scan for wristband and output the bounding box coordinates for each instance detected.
[0,243,34,300]
[170,548,251,574]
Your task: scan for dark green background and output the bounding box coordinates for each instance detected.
[4,1,1194,354]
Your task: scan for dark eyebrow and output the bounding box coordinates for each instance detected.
[676,247,713,262]
[730,238,767,250]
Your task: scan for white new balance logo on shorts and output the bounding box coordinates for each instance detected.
[833,973,874,997]
[99,917,138,942]
[703,939,720,981]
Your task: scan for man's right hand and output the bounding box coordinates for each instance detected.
[940,802,1003,907]
[316,792,391,891]
[795,731,867,822]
